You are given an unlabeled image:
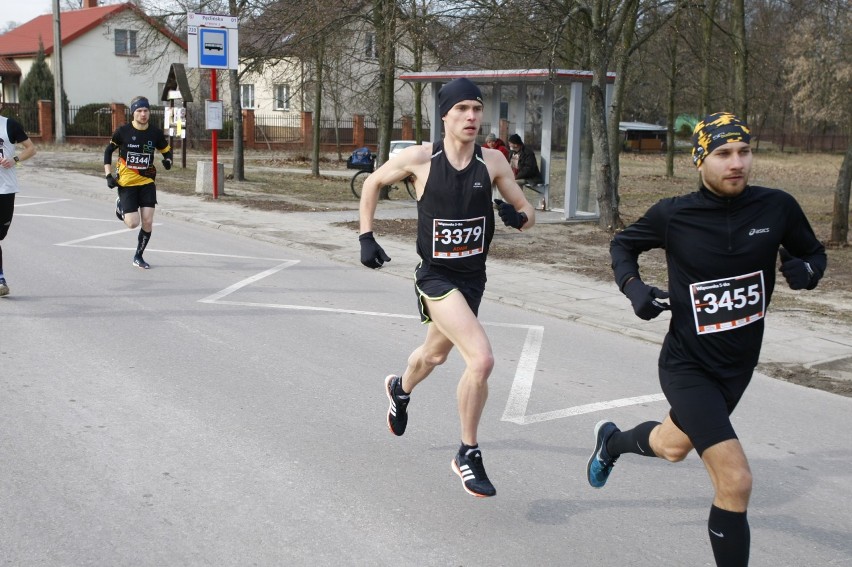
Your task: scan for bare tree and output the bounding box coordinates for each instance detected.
[784,1,852,245]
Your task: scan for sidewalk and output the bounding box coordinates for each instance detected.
[26,163,852,383]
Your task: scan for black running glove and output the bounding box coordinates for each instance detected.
[359,232,391,269]
[623,278,670,320]
[162,158,173,170]
[106,173,118,189]
[493,199,527,229]
[779,247,814,290]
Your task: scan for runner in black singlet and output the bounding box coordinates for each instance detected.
[587,113,827,566]
[358,78,535,497]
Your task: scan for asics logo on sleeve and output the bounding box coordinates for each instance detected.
[748,227,770,235]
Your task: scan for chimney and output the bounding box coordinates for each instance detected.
[85,0,99,8]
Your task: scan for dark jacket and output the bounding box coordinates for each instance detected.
[511,145,540,181]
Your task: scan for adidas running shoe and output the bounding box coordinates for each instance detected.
[452,449,496,497]
[587,420,619,488]
[115,196,124,221]
[384,374,409,436]
[132,255,150,270]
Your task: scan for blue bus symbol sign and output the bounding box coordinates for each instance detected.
[199,29,228,68]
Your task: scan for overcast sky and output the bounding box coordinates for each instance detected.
[2,1,54,32]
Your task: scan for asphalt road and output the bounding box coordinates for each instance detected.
[1,183,850,566]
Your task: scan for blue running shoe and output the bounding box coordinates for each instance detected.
[587,420,619,488]
[0,276,8,297]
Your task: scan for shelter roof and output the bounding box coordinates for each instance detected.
[619,121,666,132]
[399,69,616,84]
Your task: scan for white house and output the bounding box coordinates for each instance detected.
[0,0,186,107]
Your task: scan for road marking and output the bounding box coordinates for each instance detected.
[41,199,664,425]
[201,263,664,424]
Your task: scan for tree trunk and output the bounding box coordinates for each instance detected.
[732,0,748,118]
[229,69,245,181]
[830,139,852,245]
[700,0,718,116]
[311,48,324,177]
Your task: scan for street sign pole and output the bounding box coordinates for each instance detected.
[186,13,239,200]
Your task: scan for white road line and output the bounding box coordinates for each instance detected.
[14,198,71,207]
[507,394,668,425]
[39,199,663,425]
[198,261,301,303]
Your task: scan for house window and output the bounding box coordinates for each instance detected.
[365,32,378,59]
[115,29,137,56]
[274,84,290,111]
[240,84,255,109]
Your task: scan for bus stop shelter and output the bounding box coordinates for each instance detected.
[399,69,615,220]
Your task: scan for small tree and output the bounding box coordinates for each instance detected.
[19,39,55,105]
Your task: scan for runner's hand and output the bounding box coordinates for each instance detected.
[359,232,391,269]
[106,173,118,189]
[162,158,172,170]
[623,278,670,320]
[494,199,527,229]
[779,247,814,290]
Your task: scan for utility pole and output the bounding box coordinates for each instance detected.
[52,0,66,143]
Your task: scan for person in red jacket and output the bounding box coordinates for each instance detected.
[484,132,510,161]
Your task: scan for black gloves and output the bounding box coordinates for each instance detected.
[779,247,814,290]
[623,278,670,320]
[162,158,173,170]
[106,173,118,189]
[494,199,527,229]
[359,232,391,269]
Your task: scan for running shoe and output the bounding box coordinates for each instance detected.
[115,196,124,221]
[0,277,8,297]
[384,374,409,436]
[587,420,620,488]
[132,255,150,270]
[452,449,496,497]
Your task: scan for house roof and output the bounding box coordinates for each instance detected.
[0,2,186,58]
[0,57,21,76]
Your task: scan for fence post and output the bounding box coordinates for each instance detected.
[353,114,365,148]
[37,100,54,143]
[301,111,312,150]
[111,103,127,131]
[401,115,413,140]
[242,109,256,149]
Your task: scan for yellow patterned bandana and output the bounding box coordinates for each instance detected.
[691,112,751,167]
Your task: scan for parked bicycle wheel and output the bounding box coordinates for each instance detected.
[350,169,370,199]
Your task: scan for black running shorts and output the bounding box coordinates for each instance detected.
[414,262,486,324]
[0,193,15,240]
[660,364,753,456]
[117,183,157,213]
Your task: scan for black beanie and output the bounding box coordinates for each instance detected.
[508,133,523,145]
[438,78,483,117]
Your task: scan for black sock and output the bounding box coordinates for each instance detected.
[394,378,410,397]
[708,505,749,567]
[136,229,151,257]
[459,443,479,457]
[606,421,659,457]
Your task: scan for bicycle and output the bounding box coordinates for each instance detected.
[350,169,416,200]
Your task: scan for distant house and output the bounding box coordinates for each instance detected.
[620,121,668,152]
[0,0,186,107]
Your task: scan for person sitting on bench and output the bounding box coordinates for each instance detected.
[508,134,541,186]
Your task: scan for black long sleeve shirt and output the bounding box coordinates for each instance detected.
[611,185,827,377]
